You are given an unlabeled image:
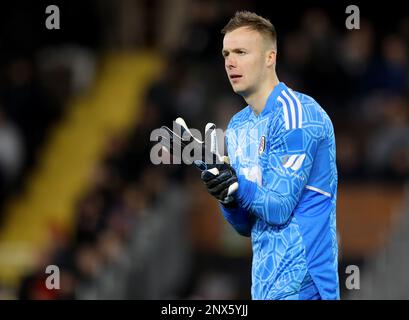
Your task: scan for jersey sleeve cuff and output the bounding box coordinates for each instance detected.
[236,175,257,210]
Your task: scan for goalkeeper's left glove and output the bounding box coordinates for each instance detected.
[200,159,238,206]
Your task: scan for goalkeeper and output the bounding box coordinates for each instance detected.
[160,11,339,300]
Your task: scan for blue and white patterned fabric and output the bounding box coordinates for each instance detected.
[221,82,339,300]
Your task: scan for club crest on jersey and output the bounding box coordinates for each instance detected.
[258,136,266,155]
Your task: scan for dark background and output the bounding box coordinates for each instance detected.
[0,0,408,299]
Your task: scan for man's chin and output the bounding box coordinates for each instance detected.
[231,85,246,95]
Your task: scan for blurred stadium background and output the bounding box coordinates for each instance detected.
[0,0,408,299]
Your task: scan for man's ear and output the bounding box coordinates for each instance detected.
[266,49,277,68]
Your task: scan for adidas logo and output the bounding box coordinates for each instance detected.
[282,154,306,171]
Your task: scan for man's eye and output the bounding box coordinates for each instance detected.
[238,51,246,55]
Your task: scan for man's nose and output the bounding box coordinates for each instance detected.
[225,56,237,69]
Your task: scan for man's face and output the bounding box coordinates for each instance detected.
[222,27,273,96]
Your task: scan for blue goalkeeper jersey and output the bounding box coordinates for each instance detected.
[221,82,339,300]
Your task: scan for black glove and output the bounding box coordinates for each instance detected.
[201,161,238,205]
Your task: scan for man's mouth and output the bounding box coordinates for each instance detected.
[229,74,242,82]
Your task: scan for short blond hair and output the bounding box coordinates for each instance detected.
[221,11,277,48]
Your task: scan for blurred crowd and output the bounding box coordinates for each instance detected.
[0,0,408,299]
[0,0,98,221]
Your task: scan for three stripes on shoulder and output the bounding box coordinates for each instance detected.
[278,89,303,130]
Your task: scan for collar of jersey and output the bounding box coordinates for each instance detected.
[249,82,287,120]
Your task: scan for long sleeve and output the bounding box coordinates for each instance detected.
[218,115,255,237]
[220,203,254,237]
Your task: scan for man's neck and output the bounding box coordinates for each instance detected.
[245,76,280,116]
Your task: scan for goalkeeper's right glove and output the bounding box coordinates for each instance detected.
[159,117,238,204]
[159,117,219,170]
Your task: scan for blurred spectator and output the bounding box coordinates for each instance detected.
[0,107,23,186]
[179,0,224,59]
[362,34,408,95]
[0,106,24,216]
[336,133,364,179]
[37,45,96,98]
[339,20,375,78]
[73,189,106,246]
[279,31,312,90]
[366,94,409,179]
[191,271,238,299]
[380,34,409,93]
[300,8,346,105]
[74,243,103,299]
[398,16,409,41]
[338,20,376,101]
